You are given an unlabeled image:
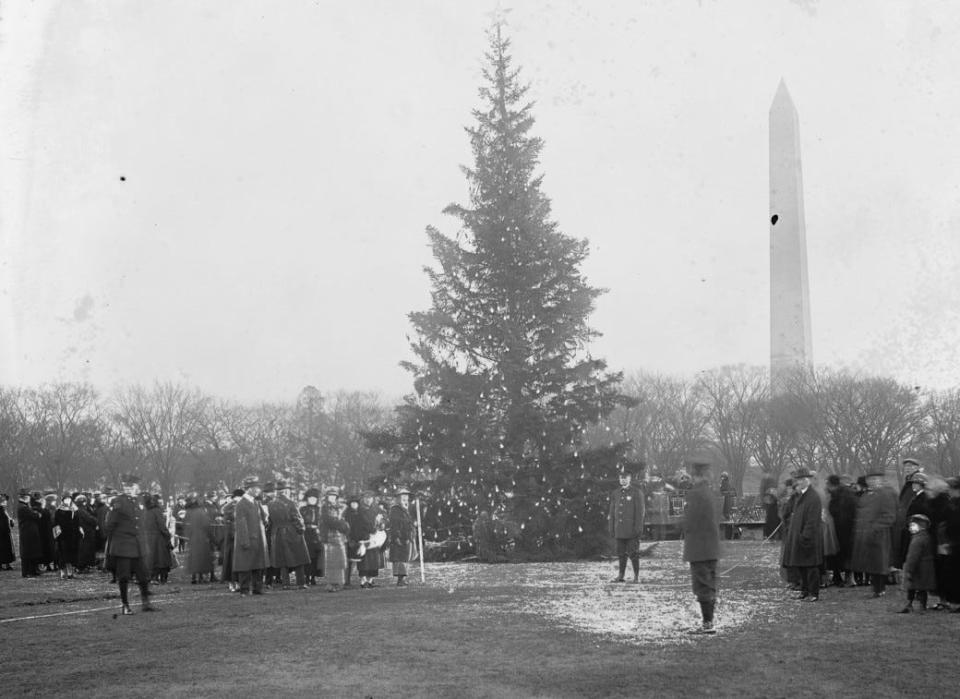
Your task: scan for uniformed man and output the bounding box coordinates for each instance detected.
[104,474,155,615]
[607,465,645,583]
[683,460,721,634]
[268,479,311,589]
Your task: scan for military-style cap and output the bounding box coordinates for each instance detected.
[231,488,245,498]
[909,513,931,528]
[793,467,814,479]
[18,488,31,497]
[865,470,886,479]
[120,473,141,485]
[395,487,411,496]
[261,481,276,494]
[241,476,261,489]
[906,471,927,484]
[902,457,921,468]
[324,487,340,497]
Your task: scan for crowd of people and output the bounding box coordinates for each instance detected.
[775,458,960,611]
[0,476,421,614]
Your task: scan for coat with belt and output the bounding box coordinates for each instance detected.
[268,495,311,568]
[682,481,720,563]
[608,485,645,539]
[782,486,823,568]
[17,501,42,562]
[232,495,268,572]
[850,485,897,575]
[104,494,146,559]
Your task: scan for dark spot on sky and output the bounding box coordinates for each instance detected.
[120,176,126,182]
[770,214,779,225]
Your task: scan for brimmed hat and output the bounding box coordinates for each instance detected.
[395,487,411,496]
[826,474,842,487]
[120,473,141,485]
[324,487,340,497]
[242,476,261,489]
[231,488,245,498]
[947,476,960,490]
[304,487,320,499]
[909,514,931,528]
[902,457,921,468]
[906,471,927,484]
[346,492,361,504]
[261,481,275,494]
[18,488,31,498]
[793,467,814,479]
[688,461,711,476]
[275,479,290,490]
[865,470,886,479]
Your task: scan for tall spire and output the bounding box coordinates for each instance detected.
[769,79,813,392]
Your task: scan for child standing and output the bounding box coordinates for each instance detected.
[899,513,937,613]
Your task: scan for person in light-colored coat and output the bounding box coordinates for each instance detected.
[233,478,268,595]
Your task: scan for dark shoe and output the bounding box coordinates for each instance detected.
[688,621,716,635]
[610,577,625,583]
[871,591,886,598]
[898,605,912,613]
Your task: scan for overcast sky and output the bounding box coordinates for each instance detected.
[1,1,958,403]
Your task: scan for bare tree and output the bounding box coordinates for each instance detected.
[323,390,391,492]
[0,387,35,497]
[698,366,765,494]
[112,382,207,498]
[927,388,960,477]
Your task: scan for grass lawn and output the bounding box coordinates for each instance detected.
[1,540,958,698]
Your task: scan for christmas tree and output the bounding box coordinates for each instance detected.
[366,25,632,557]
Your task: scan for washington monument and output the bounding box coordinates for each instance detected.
[769,80,813,392]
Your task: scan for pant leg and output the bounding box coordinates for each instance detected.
[690,560,718,603]
[805,566,820,597]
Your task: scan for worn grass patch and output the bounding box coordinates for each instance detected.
[0,541,957,697]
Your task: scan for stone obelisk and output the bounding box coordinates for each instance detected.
[769,80,812,393]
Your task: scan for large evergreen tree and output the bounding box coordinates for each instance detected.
[367,26,631,556]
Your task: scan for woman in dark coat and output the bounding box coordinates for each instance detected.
[300,488,324,584]
[343,494,365,587]
[17,491,42,576]
[826,476,858,585]
[388,488,416,586]
[185,497,215,583]
[0,494,15,569]
[74,494,99,572]
[939,477,960,610]
[53,494,81,578]
[144,494,173,583]
[357,491,385,588]
[35,494,56,572]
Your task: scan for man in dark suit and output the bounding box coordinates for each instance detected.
[104,474,154,615]
[682,460,721,634]
[607,464,646,583]
[233,476,269,596]
[782,467,823,601]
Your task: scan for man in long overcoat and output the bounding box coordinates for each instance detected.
[782,468,823,601]
[0,493,15,570]
[682,461,721,634]
[607,466,645,583]
[17,489,42,577]
[826,476,857,586]
[268,480,311,588]
[388,488,415,587]
[233,477,268,596]
[850,470,898,597]
[104,475,154,614]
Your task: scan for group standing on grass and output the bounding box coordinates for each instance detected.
[2,474,421,615]
[776,457,960,612]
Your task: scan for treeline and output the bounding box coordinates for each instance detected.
[590,365,960,493]
[0,382,392,500]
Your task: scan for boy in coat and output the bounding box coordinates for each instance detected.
[607,465,645,583]
[682,461,721,634]
[899,513,937,613]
